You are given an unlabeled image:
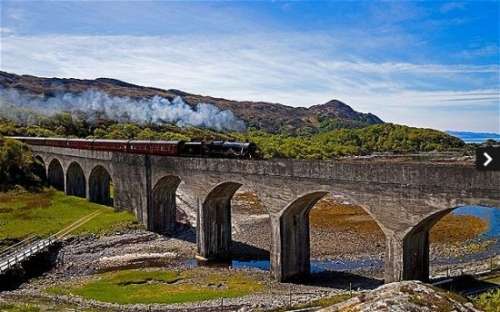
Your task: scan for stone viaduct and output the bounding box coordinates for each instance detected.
[29,143,500,283]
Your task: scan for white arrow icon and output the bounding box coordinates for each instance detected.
[483,152,493,167]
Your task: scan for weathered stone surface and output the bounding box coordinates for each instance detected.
[319,280,480,312]
[29,144,500,283]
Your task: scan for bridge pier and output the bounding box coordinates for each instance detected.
[270,192,327,282]
[149,176,181,234]
[384,230,430,283]
[270,214,311,282]
[385,208,455,282]
[197,182,241,260]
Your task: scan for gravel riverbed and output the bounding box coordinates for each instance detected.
[0,193,497,311]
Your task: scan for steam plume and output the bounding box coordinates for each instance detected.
[0,88,246,131]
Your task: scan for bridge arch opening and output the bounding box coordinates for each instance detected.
[66,162,86,198]
[402,205,497,282]
[150,175,182,234]
[230,189,272,260]
[273,192,386,282]
[197,181,242,260]
[47,159,64,191]
[89,165,113,206]
[32,155,46,182]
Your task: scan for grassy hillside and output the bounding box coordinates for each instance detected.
[0,189,139,247]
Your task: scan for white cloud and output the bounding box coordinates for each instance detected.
[0,28,14,35]
[440,2,466,13]
[0,33,498,132]
[456,44,499,59]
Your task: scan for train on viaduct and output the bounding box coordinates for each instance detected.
[13,137,500,283]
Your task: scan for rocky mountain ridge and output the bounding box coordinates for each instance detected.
[0,71,383,133]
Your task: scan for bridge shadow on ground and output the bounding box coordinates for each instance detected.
[170,225,382,291]
[231,240,270,260]
[434,275,500,296]
[290,270,383,290]
[172,223,197,243]
[172,224,270,259]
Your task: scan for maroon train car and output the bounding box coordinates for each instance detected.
[141,141,184,156]
[92,139,129,152]
[8,137,259,159]
[67,138,93,150]
[128,140,150,154]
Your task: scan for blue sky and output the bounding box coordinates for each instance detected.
[1,1,499,132]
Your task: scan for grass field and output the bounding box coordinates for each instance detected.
[0,188,139,246]
[0,299,100,312]
[473,289,500,312]
[48,268,264,305]
[0,302,41,312]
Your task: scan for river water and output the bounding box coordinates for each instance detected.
[453,206,500,239]
[187,206,499,273]
[447,130,500,144]
[233,206,499,272]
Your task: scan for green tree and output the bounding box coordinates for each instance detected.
[0,138,38,187]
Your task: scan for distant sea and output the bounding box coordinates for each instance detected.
[447,130,500,144]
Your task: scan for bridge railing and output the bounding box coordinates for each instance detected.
[0,238,56,274]
[0,210,102,275]
[0,234,37,260]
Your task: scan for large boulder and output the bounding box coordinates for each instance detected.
[320,281,480,312]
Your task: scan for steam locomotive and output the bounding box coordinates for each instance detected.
[7,137,259,159]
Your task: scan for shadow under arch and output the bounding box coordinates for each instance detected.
[47,158,64,191]
[150,175,182,234]
[89,165,113,206]
[66,162,86,198]
[197,181,243,260]
[272,190,388,282]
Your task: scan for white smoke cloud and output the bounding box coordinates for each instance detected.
[0,88,246,131]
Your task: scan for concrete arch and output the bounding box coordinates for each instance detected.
[398,206,462,282]
[47,158,64,191]
[66,162,86,198]
[89,165,113,206]
[197,181,243,260]
[271,190,388,282]
[149,175,182,234]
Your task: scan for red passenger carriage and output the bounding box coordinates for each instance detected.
[8,137,259,159]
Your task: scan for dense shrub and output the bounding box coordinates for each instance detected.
[234,124,465,159]
[0,137,43,189]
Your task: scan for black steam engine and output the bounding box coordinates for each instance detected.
[8,137,259,159]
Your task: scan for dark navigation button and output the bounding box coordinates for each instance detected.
[476,146,500,171]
